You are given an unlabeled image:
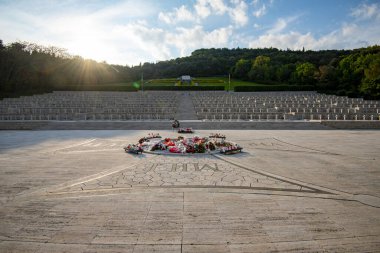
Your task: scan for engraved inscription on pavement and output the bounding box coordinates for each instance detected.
[248,138,337,154]
[55,139,127,153]
[55,156,316,193]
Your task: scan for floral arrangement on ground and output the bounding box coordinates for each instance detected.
[124,132,242,155]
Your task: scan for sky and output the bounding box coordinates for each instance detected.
[0,0,379,66]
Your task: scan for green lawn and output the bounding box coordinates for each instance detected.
[54,77,273,91]
[0,78,297,99]
[143,77,267,90]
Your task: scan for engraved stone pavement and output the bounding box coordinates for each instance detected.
[58,155,311,193]
[0,130,379,253]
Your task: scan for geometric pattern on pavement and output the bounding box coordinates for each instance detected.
[55,155,319,194]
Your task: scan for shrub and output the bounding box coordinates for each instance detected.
[144,86,225,91]
[234,85,314,92]
[54,85,138,92]
[336,89,347,96]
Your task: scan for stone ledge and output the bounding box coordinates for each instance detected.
[321,120,380,129]
[0,120,379,130]
[0,120,326,130]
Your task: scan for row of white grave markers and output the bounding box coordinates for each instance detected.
[191,91,379,121]
[197,113,379,121]
[0,91,180,120]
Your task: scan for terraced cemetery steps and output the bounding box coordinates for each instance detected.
[175,92,198,120]
[0,90,379,122]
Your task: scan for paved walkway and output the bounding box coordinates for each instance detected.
[175,92,198,120]
[1,130,379,252]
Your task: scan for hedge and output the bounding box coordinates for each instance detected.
[147,79,177,84]
[143,85,225,91]
[193,79,225,83]
[234,85,315,92]
[53,85,138,92]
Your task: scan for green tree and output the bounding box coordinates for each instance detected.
[318,65,337,84]
[232,59,251,79]
[294,62,318,85]
[359,53,380,98]
[248,55,272,82]
[337,54,362,91]
[276,63,295,83]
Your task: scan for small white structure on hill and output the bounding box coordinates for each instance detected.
[178,75,192,85]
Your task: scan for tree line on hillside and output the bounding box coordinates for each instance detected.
[0,39,379,99]
[229,46,379,98]
[0,40,136,96]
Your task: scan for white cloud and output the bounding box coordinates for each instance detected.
[252,0,273,18]
[341,23,357,36]
[194,0,211,18]
[249,32,313,49]
[0,0,162,65]
[167,25,233,56]
[248,2,380,51]
[194,0,228,19]
[91,22,234,64]
[0,0,239,64]
[111,22,172,62]
[268,18,287,33]
[162,0,248,27]
[252,0,260,6]
[209,0,229,14]
[247,2,380,52]
[229,0,249,27]
[203,26,233,46]
[253,4,266,18]
[89,1,156,20]
[158,13,171,24]
[248,20,380,50]
[158,5,193,24]
[267,15,299,34]
[351,3,380,20]
[3,0,379,66]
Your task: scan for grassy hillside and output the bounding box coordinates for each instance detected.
[143,77,265,90]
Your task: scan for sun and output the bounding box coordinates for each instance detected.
[68,38,107,62]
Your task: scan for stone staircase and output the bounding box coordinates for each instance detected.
[175,92,198,120]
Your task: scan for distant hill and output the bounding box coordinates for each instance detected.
[0,39,379,99]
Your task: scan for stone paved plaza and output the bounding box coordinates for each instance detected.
[0,130,379,252]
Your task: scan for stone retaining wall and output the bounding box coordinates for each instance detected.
[321,120,380,129]
[0,120,379,130]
